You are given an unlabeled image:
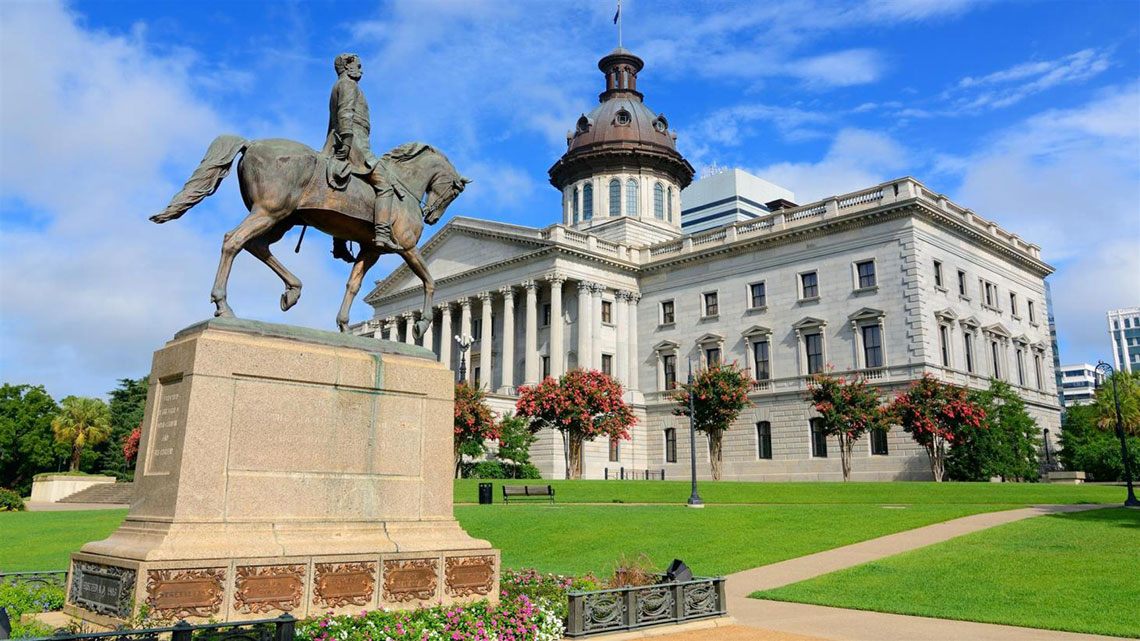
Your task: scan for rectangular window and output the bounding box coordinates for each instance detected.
[862,325,883,368]
[990,340,1002,379]
[1028,300,1036,323]
[601,300,613,324]
[1016,348,1025,386]
[958,270,967,296]
[1010,292,1018,317]
[472,319,482,341]
[609,438,620,462]
[703,292,719,317]
[939,325,951,367]
[810,418,828,458]
[705,347,721,367]
[542,303,551,326]
[753,340,771,380]
[664,428,677,463]
[750,282,766,308]
[871,428,889,456]
[473,365,481,387]
[964,332,975,373]
[601,354,613,376]
[801,272,819,299]
[541,356,550,379]
[983,281,996,307]
[805,333,824,375]
[663,354,677,389]
[856,260,876,289]
[661,300,675,324]
[934,261,944,288]
[757,422,772,460]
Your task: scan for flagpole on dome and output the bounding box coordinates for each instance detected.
[614,0,622,48]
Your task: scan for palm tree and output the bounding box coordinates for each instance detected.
[51,396,112,472]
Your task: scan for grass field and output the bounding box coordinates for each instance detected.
[752,508,1140,638]
[0,510,126,571]
[454,479,1126,505]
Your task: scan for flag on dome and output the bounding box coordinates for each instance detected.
[613,0,620,24]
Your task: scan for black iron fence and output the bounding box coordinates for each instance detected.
[565,575,725,637]
[0,572,67,589]
[603,467,665,480]
[29,615,296,641]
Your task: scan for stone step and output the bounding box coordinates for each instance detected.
[58,482,134,504]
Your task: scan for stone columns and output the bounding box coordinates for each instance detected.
[438,303,452,366]
[459,298,472,384]
[421,309,434,352]
[627,294,640,390]
[548,275,566,377]
[577,282,593,370]
[614,290,630,385]
[523,280,539,384]
[499,286,515,394]
[590,284,605,369]
[795,328,805,376]
[403,312,416,345]
[479,291,493,390]
[850,320,863,369]
[386,317,398,342]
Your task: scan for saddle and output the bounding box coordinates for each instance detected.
[303,155,408,225]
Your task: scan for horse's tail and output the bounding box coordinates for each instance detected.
[150,134,248,223]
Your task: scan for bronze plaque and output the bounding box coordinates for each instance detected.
[69,561,136,619]
[382,558,438,603]
[146,568,224,618]
[445,556,495,598]
[313,562,375,608]
[234,565,305,613]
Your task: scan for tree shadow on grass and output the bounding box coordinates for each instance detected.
[1046,506,1140,529]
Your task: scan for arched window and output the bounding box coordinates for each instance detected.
[582,183,593,220]
[626,179,638,217]
[667,187,674,222]
[572,186,579,224]
[609,179,621,216]
[653,182,664,219]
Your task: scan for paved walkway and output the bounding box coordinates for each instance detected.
[24,501,129,511]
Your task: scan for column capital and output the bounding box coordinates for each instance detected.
[458,297,472,309]
[546,273,567,286]
[477,290,493,302]
[383,316,396,324]
[628,292,641,304]
[521,279,537,290]
[589,282,606,294]
[402,310,416,320]
[498,285,515,299]
[614,289,633,301]
[435,301,452,312]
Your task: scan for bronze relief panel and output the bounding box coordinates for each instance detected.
[146,568,225,619]
[234,564,306,614]
[312,562,376,609]
[381,558,438,603]
[444,556,496,598]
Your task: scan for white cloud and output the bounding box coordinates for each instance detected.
[950,49,1112,111]
[749,128,909,202]
[791,49,885,87]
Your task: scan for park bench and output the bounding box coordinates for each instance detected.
[501,484,555,504]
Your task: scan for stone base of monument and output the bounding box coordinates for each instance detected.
[65,318,498,626]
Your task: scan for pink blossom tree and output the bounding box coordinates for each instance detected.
[888,374,986,482]
[807,372,890,481]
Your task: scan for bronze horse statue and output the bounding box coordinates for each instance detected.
[151,135,469,336]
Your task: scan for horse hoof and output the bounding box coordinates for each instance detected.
[414,319,431,340]
[281,287,301,312]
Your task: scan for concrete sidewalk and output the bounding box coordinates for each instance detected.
[24,501,129,511]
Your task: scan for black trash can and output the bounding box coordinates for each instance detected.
[478,482,493,505]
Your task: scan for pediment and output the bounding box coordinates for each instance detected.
[958,315,981,328]
[1013,334,1031,345]
[848,307,885,321]
[695,332,725,346]
[934,308,959,321]
[792,316,827,330]
[653,339,680,352]
[983,322,1011,338]
[742,325,772,338]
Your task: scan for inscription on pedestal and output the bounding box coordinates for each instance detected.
[445,556,495,598]
[145,377,185,476]
[146,568,225,619]
[69,562,136,619]
[382,559,438,603]
[234,565,305,613]
[313,562,375,608]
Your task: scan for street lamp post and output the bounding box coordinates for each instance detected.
[686,360,703,508]
[455,335,472,384]
[1095,361,1140,507]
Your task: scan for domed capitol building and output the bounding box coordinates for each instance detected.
[353,48,1060,481]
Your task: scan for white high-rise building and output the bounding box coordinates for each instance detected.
[1107,307,1140,373]
[1058,363,1102,406]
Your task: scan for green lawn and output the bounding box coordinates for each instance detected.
[752,508,1140,639]
[455,479,1126,505]
[0,509,127,571]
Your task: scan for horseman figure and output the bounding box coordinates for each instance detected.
[324,53,401,260]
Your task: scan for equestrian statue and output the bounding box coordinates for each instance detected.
[151,53,469,337]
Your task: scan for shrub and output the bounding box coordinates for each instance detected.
[512,463,542,479]
[0,487,25,511]
[947,379,1040,482]
[0,582,66,619]
[1059,404,1140,481]
[469,461,507,479]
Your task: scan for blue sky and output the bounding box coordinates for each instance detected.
[1,0,1138,398]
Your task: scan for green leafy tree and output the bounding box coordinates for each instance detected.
[92,377,148,478]
[1091,371,1140,436]
[672,363,753,480]
[947,379,1040,481]
[517,369,635,479]
[496,412,538,478]
[888,375,986,482]
[453,382,499,479]
[1059,403,1140,481]
[51,396,112,473]
[0,384,66,495]
[807,372,890,481]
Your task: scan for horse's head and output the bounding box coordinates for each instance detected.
[423,173,471,225]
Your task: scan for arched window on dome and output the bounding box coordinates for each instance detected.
[572,186,579,224]
[667,187,674,223]
[609,179,621,216]
[583,183,593,220]
[626,179,638,217]
[653,182,664,220]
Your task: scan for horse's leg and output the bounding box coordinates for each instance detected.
[210,204,281,317]
[336,246,381,333]
[400,247,434,340]
[244,222,304,311]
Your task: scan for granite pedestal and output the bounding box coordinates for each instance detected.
[65,318,498,626]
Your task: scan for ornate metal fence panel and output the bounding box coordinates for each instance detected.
[566,576,725,637]
[0,571,68,589]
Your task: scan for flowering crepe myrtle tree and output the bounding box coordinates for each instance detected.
[807,371,890,481]
[516,369,635,479]
[123,423,141,467]
[454,382,499,479]
[888,374,986,482]
[672,363,753,480]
